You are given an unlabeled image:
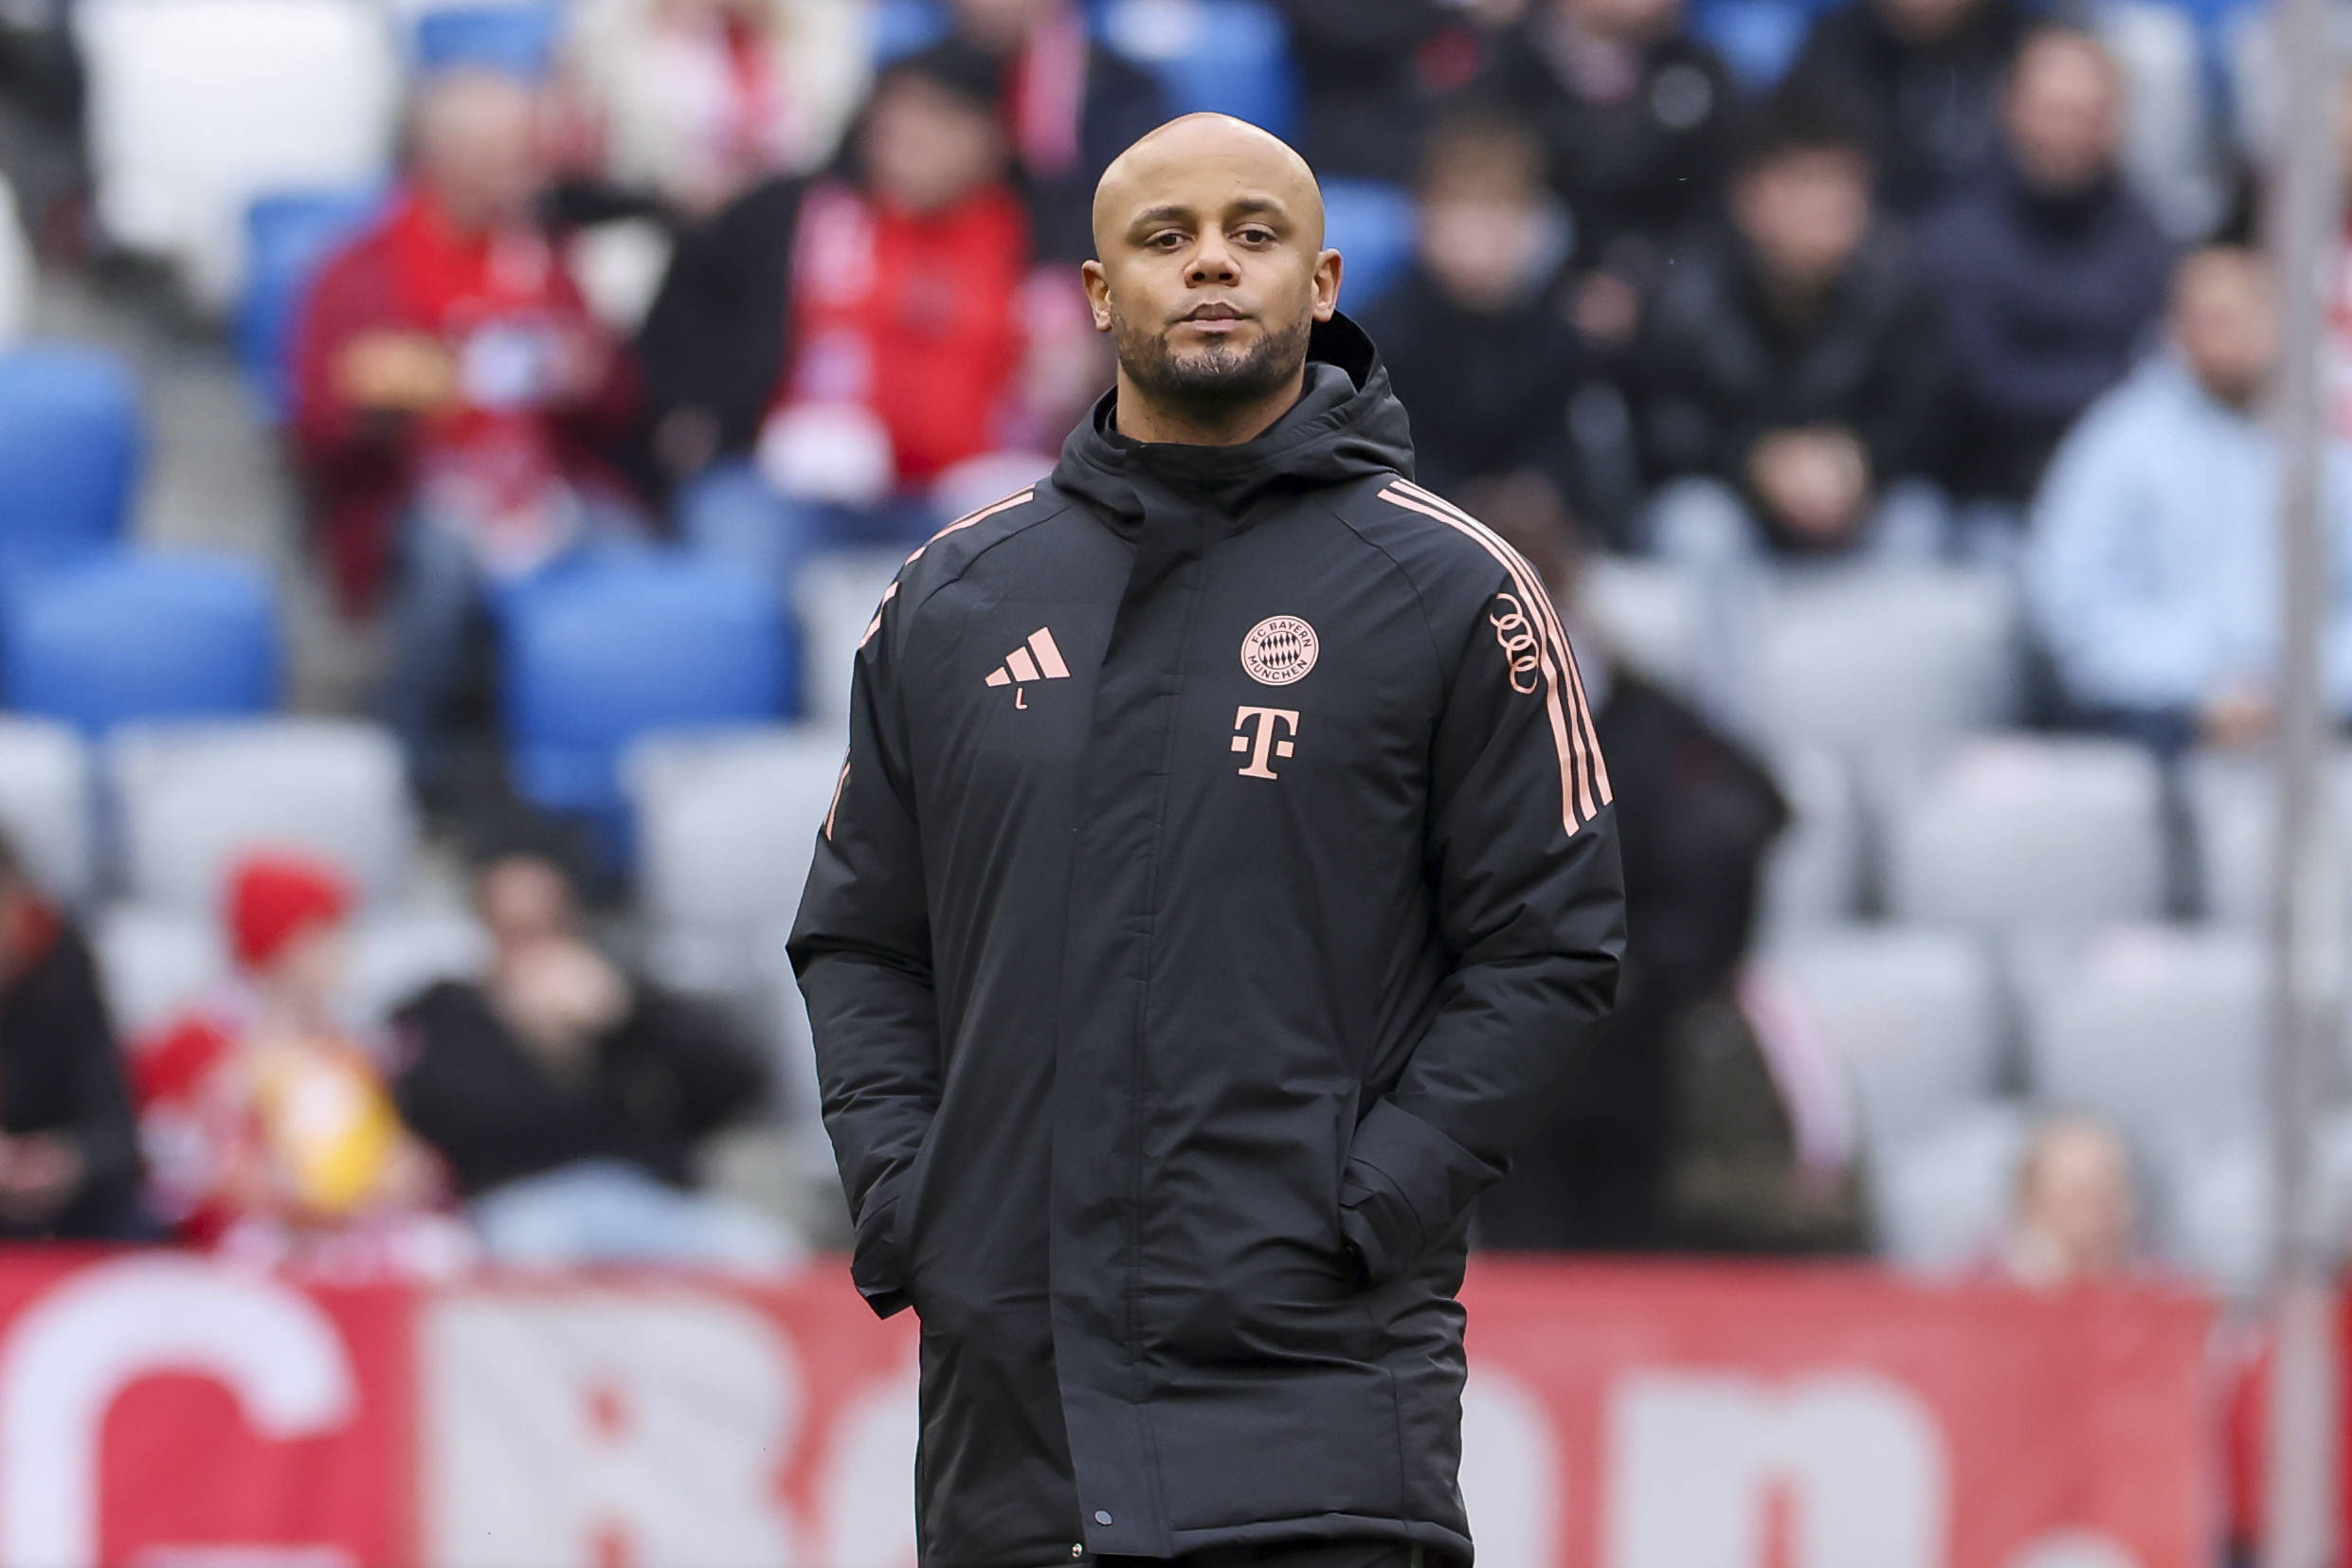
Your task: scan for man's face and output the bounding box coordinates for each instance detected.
[416,72,547,230]
[2173,253,2279,408]
[1875,0,1978,45]
[1562,0,1683,46]
[1084,130,1340,412]
[2006,35,2121,193]
[948,0,1060,49]
[862,75,1006,216]
[476,856,575,957]
[1732,149,1873,291]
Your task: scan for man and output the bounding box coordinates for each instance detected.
[642,41,1092,595]
[1640,92,1947,565]
[291,68,642,786]
[1995,1113,2140,1288]
[1921,27,2171,514]
[392,843,790,1268]
[791,115,1624,1565]
[0,831,140,1240]
[2029,246,2352,755]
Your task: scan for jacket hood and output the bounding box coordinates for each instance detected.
[1050,312,1415,525]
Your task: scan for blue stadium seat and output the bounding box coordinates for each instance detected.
[240,188,386,424]
[1321,179,1416,314]
[501,556,795,821]
[1099,0,1297,138]
[1691,0,1812,90]
[0,347,141,577]
[2,550,280,732]
[873,0,950,63]
[412,3,564,80]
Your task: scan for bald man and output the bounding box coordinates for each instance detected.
[793,115,1624,1568]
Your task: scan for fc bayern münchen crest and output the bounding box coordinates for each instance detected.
[1240,616,1319,686]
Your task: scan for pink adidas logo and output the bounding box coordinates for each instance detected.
[984,628,1072,700]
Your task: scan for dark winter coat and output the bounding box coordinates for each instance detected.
[391,977,768,1198]
[0,918,141,1239]
[790,315,1625,1564]
[1276,0,1451,184]
[1637,225,1947,533]
[1919,159,2173,503]
[1784,0,2032,215]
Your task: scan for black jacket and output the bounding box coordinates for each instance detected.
[790,315,1625,1564]
[0,920,141,1239]
[391,978,768,1198]
[639,173,807,463]
[1638,225,1947,535]
[1276,0,1450,183]
[1918,160,2172,503]
[1785,0,2030,215]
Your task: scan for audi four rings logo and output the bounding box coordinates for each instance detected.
[1239,616,1319,686]
[1489,593,1543,694]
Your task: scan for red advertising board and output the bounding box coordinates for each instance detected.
[0,1253,2217,1568]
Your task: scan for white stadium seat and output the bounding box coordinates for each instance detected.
[2181,749,2352,927]
[793,549,906,733]
[1881,737,2165,931]
[1753,568,2019,759]
[1581,557,1706,705]
[2015,924,2265,1161]
[76,0,399,308]
[94,903,223,1038]
[111,718,416,910]
[0,716,93,905]
[1873,1101,2031,1271]
[348,908,487,1023]
[1758,746,1863,933]
[1760,926,2002,1156]
[2169,1113,2352,1295]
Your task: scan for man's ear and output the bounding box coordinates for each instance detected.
[1312,248,1343,322]
[1081,260,1114,333]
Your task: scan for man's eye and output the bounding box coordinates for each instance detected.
[1237,227,1276,245]
[1148,232,1187,250]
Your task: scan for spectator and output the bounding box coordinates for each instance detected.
[0,832,141,1240]
[1783,0,2029,215]
[1363,114,1590,519]
[290,69,643,794]
[1640,94,1947,566]
[1997,1114,2140,1287]
[1921,27,2171,528]
[1469,478,1808,1252]
[2028,246,2352,755]
[1275,0,1452,185]
[642,41,1086,596]
[392,845,791,1269]
[1466,0,1736,351]
[942,0,1167,262]
[562,0,870,222]
[134,854,472,1277]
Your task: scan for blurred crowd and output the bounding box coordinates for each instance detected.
[3,0,2347,1298]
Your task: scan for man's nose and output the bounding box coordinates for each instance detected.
[1186,233,1240,286]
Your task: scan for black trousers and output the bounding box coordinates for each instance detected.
[1099,1541,1436,1568]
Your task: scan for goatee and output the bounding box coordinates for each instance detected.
[1112,309,1312,412]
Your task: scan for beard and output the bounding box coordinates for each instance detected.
[1111,305,1312,413]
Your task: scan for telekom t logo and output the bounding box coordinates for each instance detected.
[1231,707,1300,780]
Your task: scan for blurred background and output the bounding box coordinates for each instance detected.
[0,0,2340,1561]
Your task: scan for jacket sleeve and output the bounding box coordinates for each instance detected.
[786,584,938,1318]
[1340,575,1627,1284]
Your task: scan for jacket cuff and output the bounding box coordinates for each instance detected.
[850,1187,912,1319]
[1340,1099,1485,1285]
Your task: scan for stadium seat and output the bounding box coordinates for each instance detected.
[0,717,94,905]
[1880,737,2165,932]
[0,347,141,575]
[1758,746,1862,932]
[1759,926,2002,1156]
[1872,1100,2029,1271]
[795,549,906,732]
[2182,749,2352,927]
[411,1,565,79]
[110,719,416,910]
[1689,0,1811,88]
[75,0,400,308]
[2170,1112,2352,1295]
[626,725,845,950]
[94,903,224,1039]
[2,550,280,733]
[239,187,385,422]
[502,556,794,820]
[348,908,488,1022]
[1580,557,1706,704]
[1099,0,1297,137]
[1751,568,2019,761]
[2015,924,2265,1161]
[1320,180,1416,315]
[872,0,949,62]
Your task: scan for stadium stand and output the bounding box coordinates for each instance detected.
[2183,749,2352,927]
[237,187,386,422]
[411,1,568,79]
[0,347,141,574]
[2,550,280,732]
[1757,745,1864,931]
[1097,0,1297,135]
[0,716,94,907]
[1316,179,1417,315]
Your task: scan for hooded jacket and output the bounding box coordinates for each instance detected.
[789,315,1625,1565]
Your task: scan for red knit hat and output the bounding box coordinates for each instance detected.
[226,852,353,973]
